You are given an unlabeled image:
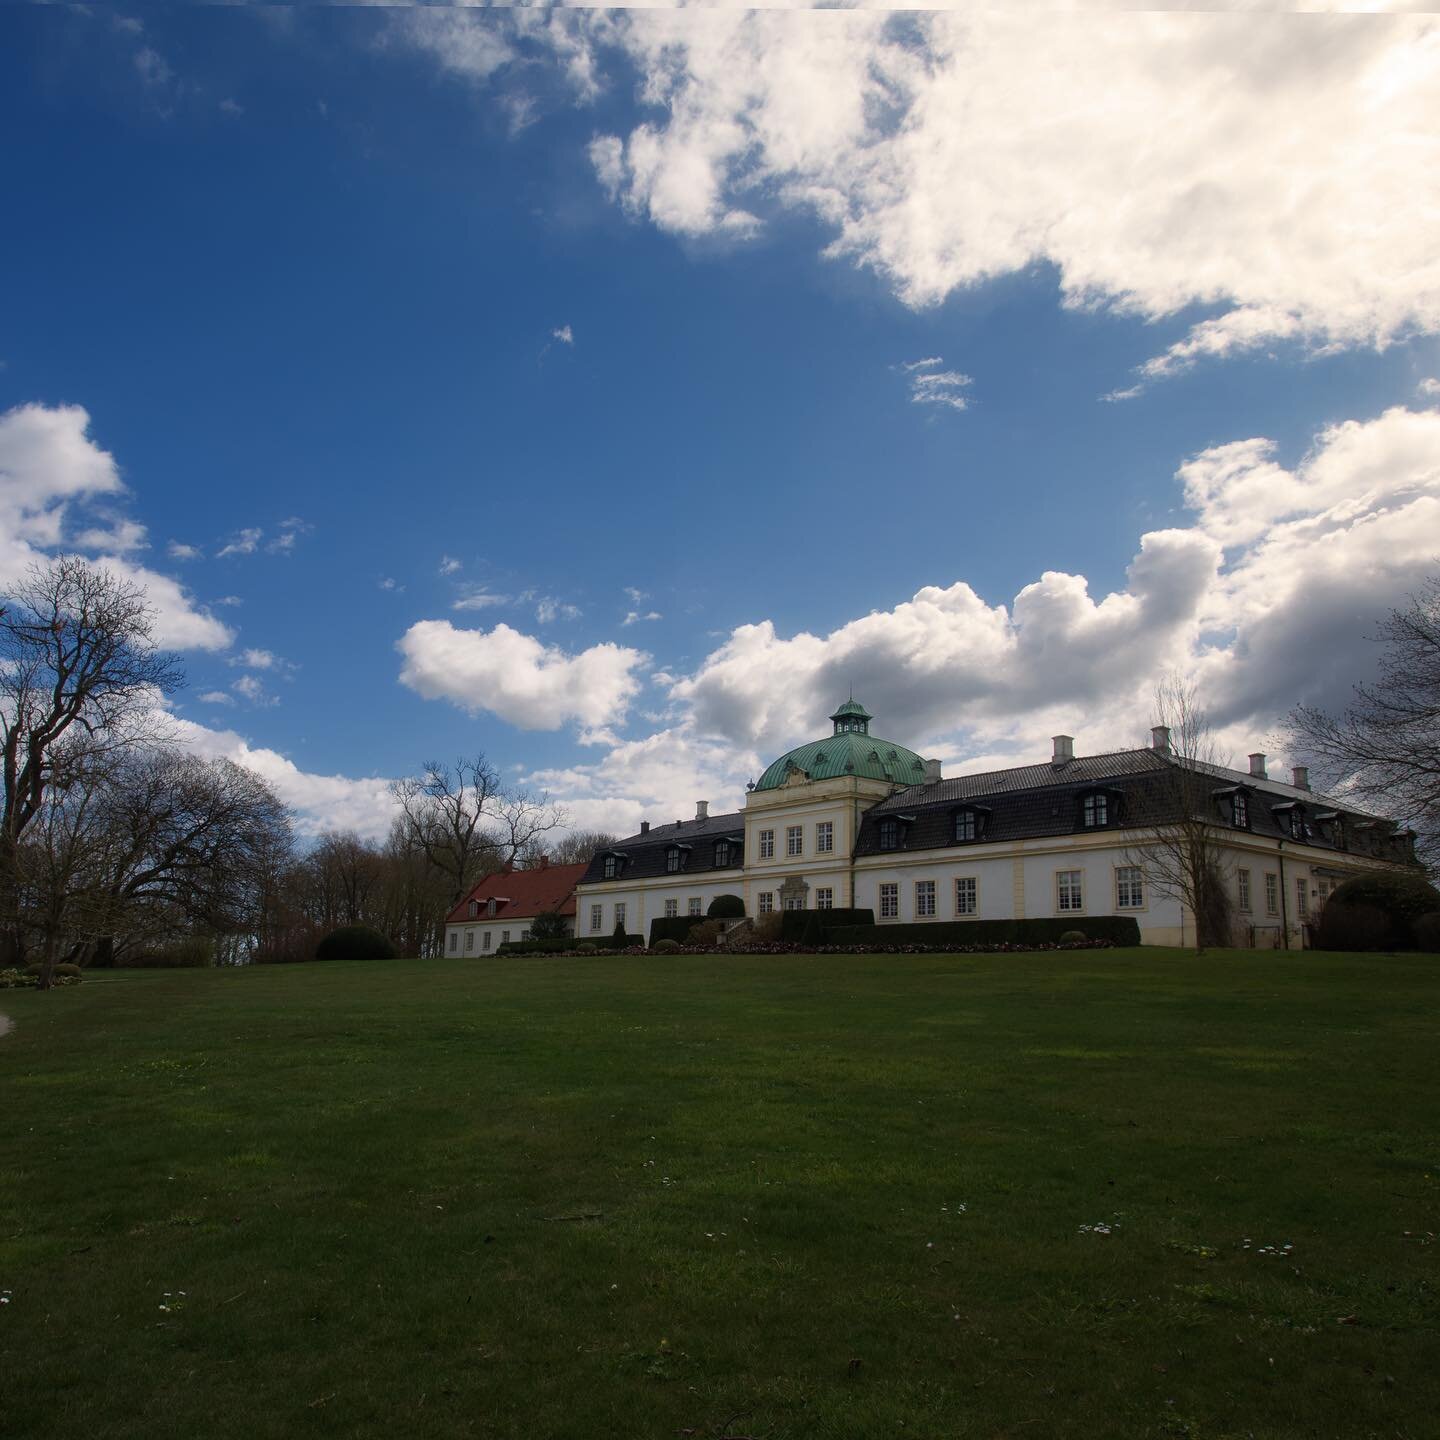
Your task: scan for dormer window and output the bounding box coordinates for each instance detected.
[486,897,498,917]
[602,855,619,880]
[954,809,978,842]
[1081,792,1110,828]
[878,818,899,850]
[1331,816,1346,849]
[1288,807,1305,839]
[666,847,683,874]
[1232,792,1249,829]
[714,840,731,867]
[468,900,479,918]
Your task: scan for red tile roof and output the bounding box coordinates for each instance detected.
[444,859,588,926]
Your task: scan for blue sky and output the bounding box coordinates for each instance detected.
[3,5,1438,838]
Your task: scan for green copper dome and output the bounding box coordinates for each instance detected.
[753,701,927,791]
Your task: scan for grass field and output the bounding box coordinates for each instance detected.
[1,950,1436,1440]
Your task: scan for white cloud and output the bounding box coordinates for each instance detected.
[231,674,278,708]
[526,402,1440,830]
[134,46,173,90]
[168,541,203,561]
[378,576,405,593]
[462,8,1440,381]
[0,402,233,653]
[439,555,462,575]
[217,527,262,558]
[1420,377,1440,398]
[171,716,398,841]
[536,596,582,624]
[219,98,243,117]
[197,690,234,707]
[235,648,280,671]
[553,324,574,345]
[396,619,647,732]
[622,610,663,626]
[452,587,510,610]
[624,586,648,605]
[902,358,972,412]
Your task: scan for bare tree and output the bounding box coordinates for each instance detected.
[1125,676,1236,952]
[531,830,618,867]
[1,557,182,968]
[390,757,505,910]
[1283,577,1440,867]
[494,789,569,865]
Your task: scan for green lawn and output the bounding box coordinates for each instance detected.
[1,950,1436,1439]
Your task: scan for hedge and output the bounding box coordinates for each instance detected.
[825,916,1142,948]
[648,915,707,947]
[494,934,643,957]
[779,907,875,942]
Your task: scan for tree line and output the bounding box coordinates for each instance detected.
[1,557,607,988]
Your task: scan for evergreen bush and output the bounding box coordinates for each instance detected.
[314,926,399,961]
[706,894,745,919]
[1318,871,1440,950]
[650,938,682,955]
[825,916,1142,948]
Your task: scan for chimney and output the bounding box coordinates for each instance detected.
[696,800,709,821]
[924,757,942,784]
[1291,765,1310,791]
[1151,725,1171,754]
[640,820,650,835]
[1052,735,1074,764]
[1249,752,1267,779]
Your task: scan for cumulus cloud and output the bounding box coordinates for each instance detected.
[168,541,202,561]
[553,324,574,345]
[1420,377,1440,398]
[231,674,278,708]
[396,620,646,731]
[197,691,234,707]
[405,7,1440,384]
[0,402,233,652]
[531,403,1440,830]
[535,596,582,624]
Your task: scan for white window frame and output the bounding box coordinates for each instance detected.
[758,891,774,913]
[815,887,833,910]
[465,929,475,953]
[688,897,702,916]
[783,896,803,911]
[449,930,459,953]
[786,825,803,857]
[816,821,833,854]
[1114,865,1144,910]
[955,876,977,916]
[501,930,510,945]
[482,931,491,951]
[590,904,603,933]
[759,829,775,859]
[1056,869,1084,913]
[1295,876,1309,919]
[664,898,678,918]
[614,903,626,931]
[1237,868,1252,912]
[879,882,899,919]
[915,879,936,917]
[1265,872,1279,917]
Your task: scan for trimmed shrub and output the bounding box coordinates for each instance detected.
[1315,903,1391,953]
[650,938,682,955]
[706,894,745,919]
[649,915,706,947]
[750,913,783,943]
[800,912,826,947]
[1413,912,1440,954]
[314,926,399,961]
[1059,930,1087,944]
[779,908,874,942]
[1318,871,1440,950]
[21,962,81,978]
[529,911,569,940]
[494,938,574,957]
[612,917,629,942]
[687,920,724,949]
[825,916,1143,949]
[575,943,597,954]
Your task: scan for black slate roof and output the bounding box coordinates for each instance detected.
[856,750,1411,862]
[578,809,747,885]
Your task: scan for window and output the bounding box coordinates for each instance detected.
[520,929,530,941]
[1115,866,1144,909]
[487,897,497,917]
[664,898,678,918]
[590,904,603,933]
[815,887,833,910]
[759,829,775,859]
[953,810,977,842]
[449,931,458,953]
[816,821,833,854]
[603,856,619,880]
[1265,872,1279,916]
[1331,817,1346,849]
[614,904,626,931]
[482,931,491,951]
[1237,868,1252,912]
[1231,793,1249,828]
[1295,877,1309,919]
[916,880,936,917]
[465,929,475,953]
[468,900,479,918]
[758,892,775,913]
[666,847,683,873]
[955,877,977,916]
[880,883,899,919]
[1082,793,1109,828]
[879,818,899,850]
[1288,809,1305,840]
[501,930,510,945]
[688,897,702,916]
[786,825,803,857]
[1057,870,1084,912]
[784,896,803,911]
[714,840,731,867]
